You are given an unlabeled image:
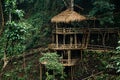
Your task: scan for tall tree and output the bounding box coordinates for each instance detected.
[0,0,4,36]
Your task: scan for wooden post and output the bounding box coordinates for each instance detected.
[63,34,65,45]
[56,23,58,48]
[68,50,71,65]
[74,34,77,48]
[86,30,90,48]
[70,36,73,47]
[82,30,86,48]
[102,32,107,46]
[40,63,42,80]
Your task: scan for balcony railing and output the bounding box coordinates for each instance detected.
[52,28,119,34]
[53,28,85,34]
[48,44,86,50]
[48,44,114,50]
[87,45,114,50]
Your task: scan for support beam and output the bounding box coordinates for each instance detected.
[68,50,71,64]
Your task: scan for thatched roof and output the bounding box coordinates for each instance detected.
[51,9,87,23]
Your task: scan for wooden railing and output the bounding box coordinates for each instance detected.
[53,28,85,34]
[53,28,119,34]
[87,45,114,50]
[48,44,86,50]
[49,44,114,50]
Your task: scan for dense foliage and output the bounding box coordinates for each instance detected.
[0,0,120,80]
[39,53,65,80]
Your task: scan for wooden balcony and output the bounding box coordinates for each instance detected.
[52,28,119,34]
[48,44,86,50]
[60,59,79,66]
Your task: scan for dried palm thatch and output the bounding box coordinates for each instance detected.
[51,9,87,23]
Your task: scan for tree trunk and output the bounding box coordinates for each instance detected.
[2,39,9,71]
[0,0,4,36]
[71,0,74,11]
